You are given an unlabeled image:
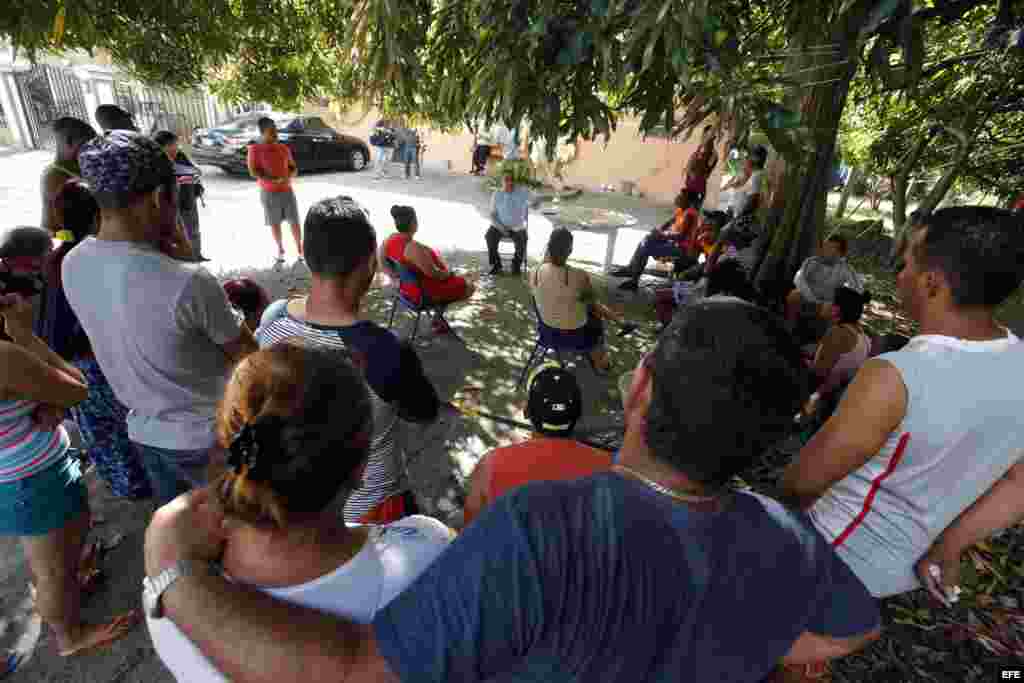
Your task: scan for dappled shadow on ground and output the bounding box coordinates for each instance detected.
[219,247,660,524]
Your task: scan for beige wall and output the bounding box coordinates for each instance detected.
[314,105,722,205]
[560,119,724,206]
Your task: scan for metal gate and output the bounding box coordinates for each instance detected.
[113,81,211,138]
[14,64,90,149]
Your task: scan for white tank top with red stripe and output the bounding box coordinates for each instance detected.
[808,330,1024,597]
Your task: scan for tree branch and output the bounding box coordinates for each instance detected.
[920,51,984,79]
[918,125,974,216]
[875,0,995,36]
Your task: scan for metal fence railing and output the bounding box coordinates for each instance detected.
[14,64,90,149]
[113,81,212,138]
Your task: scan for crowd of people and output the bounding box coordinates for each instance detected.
[0,108,1023,683]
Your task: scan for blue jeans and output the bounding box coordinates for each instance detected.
[400,144,420,178]
[134,443,211,506]
[625,233,684,277]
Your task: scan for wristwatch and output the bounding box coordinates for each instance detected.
[143,559,216,619]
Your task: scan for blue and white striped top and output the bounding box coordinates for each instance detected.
[0,399,71,483]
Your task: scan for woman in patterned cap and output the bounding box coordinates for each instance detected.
[39,181,153,500]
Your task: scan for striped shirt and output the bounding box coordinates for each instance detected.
[256,316,404,522]
[0,400,71,483]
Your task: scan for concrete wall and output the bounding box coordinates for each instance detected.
[311,104,722,205]
[559,120,724,206]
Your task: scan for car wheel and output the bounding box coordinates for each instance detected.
[350,148,368,171]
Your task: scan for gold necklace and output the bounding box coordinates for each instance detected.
[613,464,721,504]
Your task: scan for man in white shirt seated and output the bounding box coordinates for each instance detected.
[785,235,865,326]
[781,206,1024,602]
[485,172,530,276]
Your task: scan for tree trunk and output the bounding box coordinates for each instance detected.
[917,126,973,216]
[834,167,860,219]
[753,4,866,295]
[889,125,974,260]
[891,133,930,243]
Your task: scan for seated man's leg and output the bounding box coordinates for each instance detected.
[510,230,528,273]
[485,225,503,271]
[614,232,660,277]
[618,233,682,279]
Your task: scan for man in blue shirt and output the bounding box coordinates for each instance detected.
[485,172,530,275]
[143,299,881,683]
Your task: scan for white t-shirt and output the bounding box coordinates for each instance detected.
[62,238,243,450]
[148,515,454,683]
[809,331,1024,597]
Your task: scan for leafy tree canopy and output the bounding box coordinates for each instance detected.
[839,2,1024,201]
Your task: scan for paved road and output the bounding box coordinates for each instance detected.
[1,150,667,276]
[0,150,669,682]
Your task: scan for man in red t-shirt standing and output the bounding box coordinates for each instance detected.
[462,365,612,526]
[247,117,302,269]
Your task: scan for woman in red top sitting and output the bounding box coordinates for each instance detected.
[381,206,475,330]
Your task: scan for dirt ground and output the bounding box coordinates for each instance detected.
[0,153,667,681]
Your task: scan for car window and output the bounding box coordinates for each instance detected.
[305,117,330,131]
[280,119,302,132]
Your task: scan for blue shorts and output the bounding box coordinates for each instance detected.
[0,454,88,536]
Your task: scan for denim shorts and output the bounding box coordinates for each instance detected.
[0,454,88,536]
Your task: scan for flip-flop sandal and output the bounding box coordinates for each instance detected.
[57,611,140,658]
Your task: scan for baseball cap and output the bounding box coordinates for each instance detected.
[525,364,583,435]
[79,130,174,198]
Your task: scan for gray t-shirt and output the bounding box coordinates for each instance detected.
[794,256,864,304]
[62,238,243,450]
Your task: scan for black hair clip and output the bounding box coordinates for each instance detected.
[228,416,286,481]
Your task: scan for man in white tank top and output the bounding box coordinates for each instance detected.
[781,206,1024,600]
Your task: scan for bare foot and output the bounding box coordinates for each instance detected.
[57,611,139,657]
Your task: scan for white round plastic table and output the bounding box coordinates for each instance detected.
[541,205,639,273]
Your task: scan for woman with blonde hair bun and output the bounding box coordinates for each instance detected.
[147,340,454,683]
